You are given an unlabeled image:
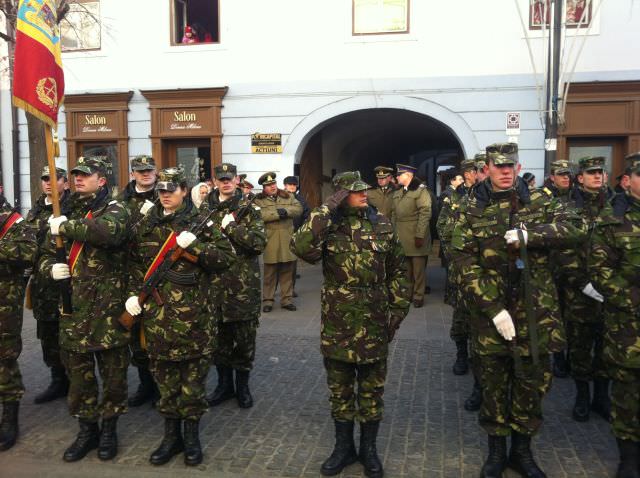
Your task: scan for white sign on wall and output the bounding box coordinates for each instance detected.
[506,112,521,136]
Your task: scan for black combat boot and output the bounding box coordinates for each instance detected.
[591,378,611,421]
[552,352,569,378]
[0,401,19,451]
[128,368,155,407]
[34,367,69,404]
[150,418,183,465]
[320,420,358,476]
[207,366,235,406]
[464,378,483,412]
[615,438,640,478]
[63,419,99,462]
[453,340,469,375]
[235,370,253,409]
[572,380,590,422]
[508,432,546,478]
[480,435,507,478]
[359,421,383,478]
[97,417,118,460]
[183,419,203,466]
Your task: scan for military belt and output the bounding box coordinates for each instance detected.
[164,269,198,286]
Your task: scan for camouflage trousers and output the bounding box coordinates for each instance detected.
[129,322,150,371]
[61,347,129,421]
[609,366,640,442]
[0,359,23,403]
[214,320,258,371]
[324,358,387,423]
[150,356,210,420]
[449,307,470,343]
[479,354,552,437]
[567,320,607,382]
[36,320,63,370]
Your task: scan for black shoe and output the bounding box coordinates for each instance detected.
[235,370,254,409]
[207,366,235,406]
[453,340,469,375]
[97,417,118,460]
[359,421,383,478]
[293,291,298,298]
[295,274,301,279]
[262,305,273,313]
[320,420,358,476]
[282,303,297,311]
[551,352,569,378]
[480,435,507,478]
[0,402,19,451]
[464,379,483,412]
[508,432,547,478]
[34,368,69,404]
[128,368,156,407]
[572,380,590,422]
[615,438,640,478]
[183,419,203,466]
[424,286,431,294]
[63,420,99,462]
[150,418,184,465]
[592,378,611,421]
[413,300,424,308]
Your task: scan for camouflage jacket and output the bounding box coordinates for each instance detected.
[117,180,157,237]
[436,183,473,260]
[128,201,235,361]
[590,193,640,369]
[0,205,37,360]
[254,189,302,263]
[201,189,266,323]
[25,190,70,321]
[291,205,410,364]
[40,188,131,353]
[451,179,585,356]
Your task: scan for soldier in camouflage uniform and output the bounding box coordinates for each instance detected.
[291,171,410,478]
[558,156,615,422]
[42,156,131,462]
[367,166,397,218]
[125,167,234,466]
[202,163,266,409]
[590,152,640,478]
[117,155,159,407]
[451,143,585,478]
[0,198,37,451]
[25,166,71,404]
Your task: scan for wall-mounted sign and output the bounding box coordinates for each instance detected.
[168,109,204,131]
[251,133,282,153]
[76,111,117,136]
[506,112,521,136]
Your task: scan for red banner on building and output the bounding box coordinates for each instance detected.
[12,0,65,130]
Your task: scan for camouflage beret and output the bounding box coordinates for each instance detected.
[487,152,516,166]
[578,156,605,173]
[550,159,571,175]
[258,172,277,186]
[71,156,110,175]
[459,159,477,172]
[373,166,394,178]
[156,167,186,192]
[41,165,67,179]
[130,155,156,171]
[332,171,370,192]
[474,153,487,169]
[625,151,640,174]
[486,143,519,164]
[214,163,237,180]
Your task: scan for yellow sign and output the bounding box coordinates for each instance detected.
[251,132,282,154]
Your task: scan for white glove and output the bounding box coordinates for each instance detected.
[139,200,154,216]
[51,263,70,280]
[504,229,528,246]
[492,309,516,341]
[48,215,68,235]
[582,282,604,303]
[221,213,235,230]
[125,296,142,316]
[176,231,197,249]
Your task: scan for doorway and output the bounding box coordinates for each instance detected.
[165,139,212,185]
[78,141,123,194]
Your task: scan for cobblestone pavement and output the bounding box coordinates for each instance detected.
[2,264,618,478]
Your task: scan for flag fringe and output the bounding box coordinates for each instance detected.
[11,95,57,130]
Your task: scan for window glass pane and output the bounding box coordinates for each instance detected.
[529,0,591,29]
[354,0,408,34]
[176,146,211,186]
[569,145,613,175]
[81,143,119,193]
[174,0,219,44]
[60,1,101,51]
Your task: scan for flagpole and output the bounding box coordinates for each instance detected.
[44,125,72,315]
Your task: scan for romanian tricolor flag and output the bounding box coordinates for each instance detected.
[12,0,65,129]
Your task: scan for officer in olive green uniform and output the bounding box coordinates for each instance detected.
[126,167,234,466]
[254,172,302,312]
[451,143,585,478]
[0,199,37,451]
[391,164,432,308]
[591,152,640,478]
[25,166,71,404]
[367,166,396,218]
[201,163,266,409]
[43,157,131,462]
[292,171,410,478]
[117,155,159,407]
